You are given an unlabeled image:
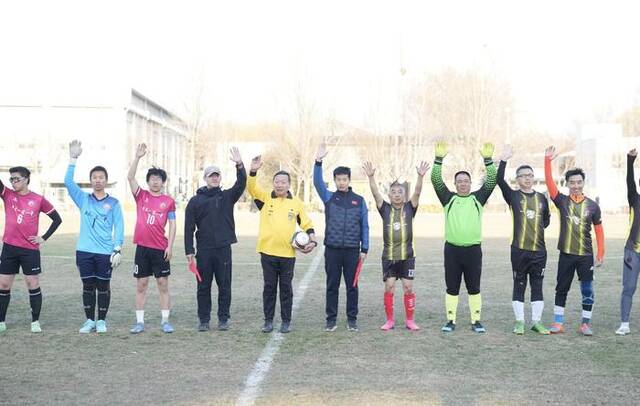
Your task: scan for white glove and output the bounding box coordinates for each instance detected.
[110,250,122,269]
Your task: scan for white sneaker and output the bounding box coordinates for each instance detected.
[616,325,631,336]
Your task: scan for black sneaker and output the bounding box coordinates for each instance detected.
[218,320,229,331]
[325,321,337,332]
[279,321,291,334]
[441,320,456,333]
[261,321,273,333]
[347,320,358,332]
[198,322,210,332]
[471,321,486,333]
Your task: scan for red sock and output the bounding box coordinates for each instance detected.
[384,292,394,321]
[404,293,416,321]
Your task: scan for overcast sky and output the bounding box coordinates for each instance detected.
[2,0,639,135]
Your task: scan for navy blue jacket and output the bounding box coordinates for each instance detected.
[313,162,369,253]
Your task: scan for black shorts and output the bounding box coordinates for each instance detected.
[134,245,171,279]
[510,246,546,280]
[0,243,41,275]
[382,258,415,281]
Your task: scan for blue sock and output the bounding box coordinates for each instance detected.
[554,313,564,324]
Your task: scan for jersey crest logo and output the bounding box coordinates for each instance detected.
[526,209,536,219]
[160,202,167,209]
[351,200,358,205]
[27,200,35,207]
[103,203,112,211]
[393,222,401,231]
[569,215,581,225]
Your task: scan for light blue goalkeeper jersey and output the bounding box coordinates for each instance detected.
[64,164,124,255]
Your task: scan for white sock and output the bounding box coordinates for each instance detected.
[621,322,630,329]
[553,305,564,316]
[136,310,144,324]
[161,309,170,323]
[582,310,592,320]
[531,301,544,322]
[512,301,525,321]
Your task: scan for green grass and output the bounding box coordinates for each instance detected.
[1,230,639,405]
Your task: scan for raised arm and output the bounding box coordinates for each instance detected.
[313,143,332,203]
[431,142,454,206]
[229,147,247,202]
[496,145,514,205]
[64,140,87,207]
[544,146,559,200]
[247,155,269,202]
[627,149,638,206]
[472,143,497,205]
[410,161,430,209]
[362,161,384,209]
[127,143,146,196]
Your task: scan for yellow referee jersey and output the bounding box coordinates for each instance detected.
[247,174,314,258]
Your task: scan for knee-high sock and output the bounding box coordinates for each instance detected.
[469,293,482,323]
[384,292,394,321]
[0,290,11,322]
[445,293,459,323]
[82,279,97,321]
[96,280,111,321]
[404,293,416,321]
[29,288,42,322]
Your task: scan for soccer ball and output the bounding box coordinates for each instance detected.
[291,231,310,249]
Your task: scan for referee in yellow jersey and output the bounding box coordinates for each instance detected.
[247,155,317,334]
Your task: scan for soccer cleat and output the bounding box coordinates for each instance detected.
[471,321,486,333]
[549,322,565,334]
[441,320,456,333]
[96,320,107,333]
[325,321,337,332]
[130,322,145,334]
[531,322,550,335]
[31,321,42,333]
[0,322,6,333]
[347,320,359,332]
[616,325,631,336]
[279,321,291,334]
[161,322,174,334]
[405,320,420,331]
[261,321,273,333]
[218,320,229,331]
[579,323,593,336]
[198,322,210,332]
[79,319,96,334]
[380,320,395,331]
[513,321,525,335]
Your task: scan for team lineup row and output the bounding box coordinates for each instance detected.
[0,140,638,337]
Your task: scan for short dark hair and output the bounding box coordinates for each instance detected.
[273,170,291,182]
[9,166,30,184]
[90,166,108,180]
[454,171,471,181]
[333,166,351,179]
[146,167,167,183]
[515,165,533,175]
[565,168,585,182]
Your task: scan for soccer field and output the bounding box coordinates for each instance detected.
[2,215,640,405]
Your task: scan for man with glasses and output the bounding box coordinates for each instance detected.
[497,145,551,335]
[0,167,62,333]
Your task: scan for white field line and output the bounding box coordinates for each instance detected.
[236,247,325,406]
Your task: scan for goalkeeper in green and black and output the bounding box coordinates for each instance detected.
[431,141,497,334]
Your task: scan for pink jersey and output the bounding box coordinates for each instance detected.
[1,188,55,250]
[133,188,176,251]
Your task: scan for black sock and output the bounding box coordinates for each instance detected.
[82,279,97,321]
[0,289,10,323]
[97,280,110,320]
[29,288,42,322]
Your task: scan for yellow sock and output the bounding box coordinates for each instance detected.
[445,294,459,323]
[469,293,482,323]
